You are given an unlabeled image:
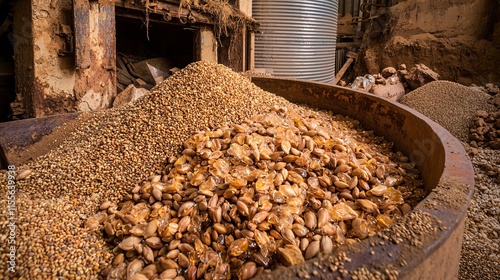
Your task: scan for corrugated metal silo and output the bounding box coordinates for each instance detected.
[253,0,339,83]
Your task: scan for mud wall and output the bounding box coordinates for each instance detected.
[13,0,116,118]
[354,0,500,85]
[31,0,76,116]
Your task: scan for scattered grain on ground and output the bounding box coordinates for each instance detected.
[459,146,500,280]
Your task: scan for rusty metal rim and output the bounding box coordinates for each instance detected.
[251,77,474,279]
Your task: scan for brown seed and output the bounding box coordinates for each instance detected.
[16,169,32,180]
[186,265,197,280]
[238,261,258,280]
[127,259,144,279]
[197,263,209,278]
[300,238,309,252]
[334,164,350,174]
[339,191,353,200]
[274,162,287,170]
[318,176,332,187]
[134,243,143,255]
[213,223,227,234]
[228,238,249,257]
[119,236,141,251]
[178,201,196,216]
[178,216,191,233]
[144,219,158,238]
[252,211,269,224]
[281,228,296,246]
[305,240,320,259]
[304,212,317,230]
[401,203,412,215]
[178,253,190,268]
[357,179,369,191]
[269,229,282,240]
[274,173,284,186]
[168,239,181,250]
[112,253,125,266]
[334,181,350,189]
[320,236,333,253]
[143,245,154,263]
[352,187,360,198]
[201,232,211,245]
[292,224,309,237]
[100,201,112,210]
[237,200,250,216]
[160,268,177,279]
[85,217,99,230]
[349,176,359,190]
[159,257,179,270]
[129,225,144,237]
[152,188,163,201]
[317,223,336,236]
[166,249,179,259]
[145,237,163,249]
[277,245,305,266]
[178,243,195,253]
[357,199,379,213]
[122,215,138,225]
[129,274,148,280]
[369,185,388,196]
[376,165,385,179]
[317,208,329,228]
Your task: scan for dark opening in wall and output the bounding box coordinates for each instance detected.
[0,0,14,122]
[115,14,196,91]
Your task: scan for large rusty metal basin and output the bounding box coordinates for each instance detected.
[251,77,474,279]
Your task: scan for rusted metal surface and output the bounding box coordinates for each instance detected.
[73,0,90,69]
[0,113,80,165]
[252,77,474,279]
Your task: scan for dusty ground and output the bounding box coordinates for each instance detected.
[354,0,500,85]
[459,145,500,279]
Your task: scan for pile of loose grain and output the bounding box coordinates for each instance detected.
[96,107,423,279]
[399,81,495,142]
[0,61,292,278]
[459,146,500,280]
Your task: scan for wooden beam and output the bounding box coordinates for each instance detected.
[334,52,357,85]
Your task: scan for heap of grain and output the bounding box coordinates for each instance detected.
[0,61,290,278]
[1,61,424,279]
[96,107,425,280]
[399,81,495,142]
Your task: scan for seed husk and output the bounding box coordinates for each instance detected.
[304,240,320,259]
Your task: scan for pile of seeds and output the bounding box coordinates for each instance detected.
[459,146,500,280]
[1,61,292,278]
[0,61,427,279]
[399,81,495,142]
[96,106,425,279]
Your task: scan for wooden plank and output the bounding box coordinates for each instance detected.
[73,0,91,69]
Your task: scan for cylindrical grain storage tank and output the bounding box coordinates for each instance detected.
[253,0,339,83]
